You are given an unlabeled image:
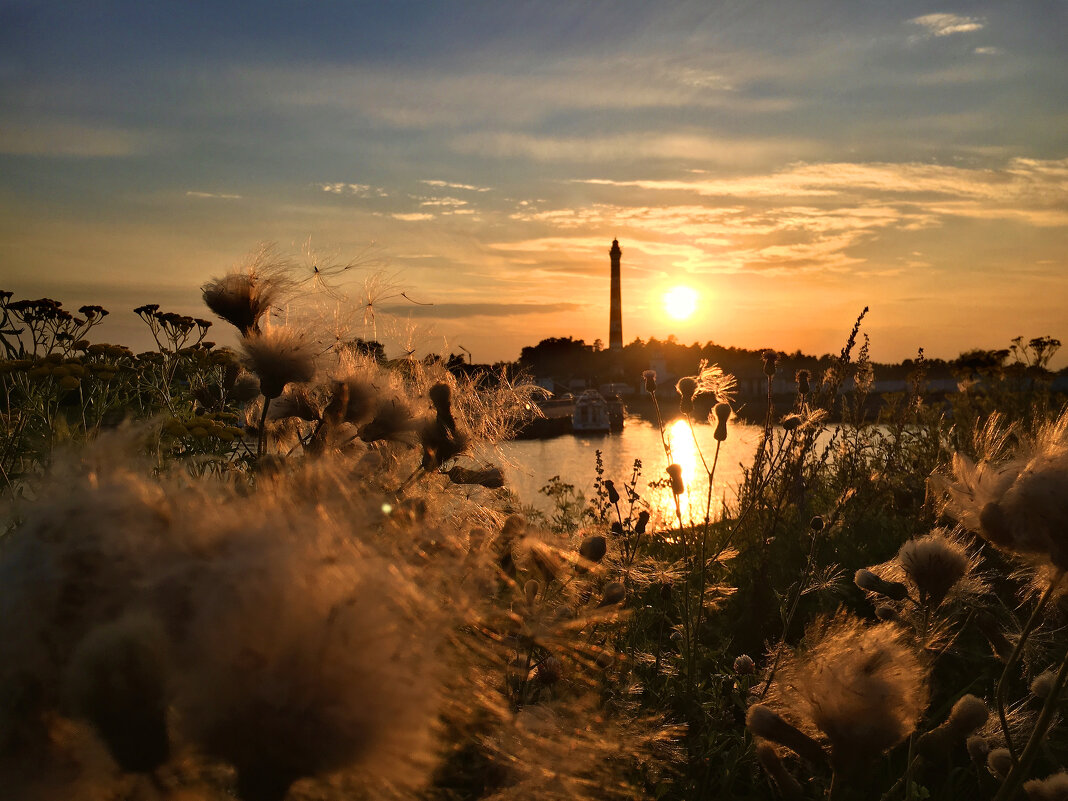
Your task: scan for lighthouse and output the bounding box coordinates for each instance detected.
[609,239,623,377]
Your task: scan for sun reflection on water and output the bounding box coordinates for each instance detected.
[655,418,725,526]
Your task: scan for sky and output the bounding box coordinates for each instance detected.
[1,1,1066,365]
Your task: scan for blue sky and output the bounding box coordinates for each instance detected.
[2,1,1066,363]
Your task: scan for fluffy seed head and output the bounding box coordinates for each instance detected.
[676,377,697,413]
[1031,670,1057,699]
[988,747,1013,779]
[1024,772,1068,801]
[746,705,826,766]
[897,530,970,607]
[202,251,290,335]
[766,613,928,769]
[938,410,1068,571]
[854,568,909,601]
[242,327,317,399]
[947,694,990,734]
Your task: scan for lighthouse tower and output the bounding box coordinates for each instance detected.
[609,239,623,377]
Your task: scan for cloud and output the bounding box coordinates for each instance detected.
[377,301,586,319]
[391,212,435,222]
[421,179,491,192]
[186,191,242,200]
[908,13,985,37]
[973,46,1003,55]
[419,197,468,207]
[450,131,817,165]
[509,158,1068,276]
[319,183,387,197]
[574,158,1068,214]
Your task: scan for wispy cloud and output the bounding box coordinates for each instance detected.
[908,13,985,37]
[419,197,468,207]
[185,191,242,200]
[421,179,491,192]
[505,158,1068,277]
[319,183,388,197]
[391,212,435,222]
[451,132,815,165]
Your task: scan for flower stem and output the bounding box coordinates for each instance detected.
[993,637,1068,801]
[995,571,1062,762]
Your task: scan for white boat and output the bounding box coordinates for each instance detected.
[572,390,611,433]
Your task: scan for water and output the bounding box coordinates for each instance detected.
[495,416,764,522]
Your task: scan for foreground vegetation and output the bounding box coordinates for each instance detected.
[0,248,1066,800]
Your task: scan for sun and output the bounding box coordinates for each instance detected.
[663,285,699,320]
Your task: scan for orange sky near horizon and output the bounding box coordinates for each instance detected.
[2,3,1065,367]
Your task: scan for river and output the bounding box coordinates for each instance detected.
[494,415,765,522]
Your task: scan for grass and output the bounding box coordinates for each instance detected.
[0,261,1066,801]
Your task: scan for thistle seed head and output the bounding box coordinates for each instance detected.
[733,654,756,675]
[766,613,928,769]
[676,376,697,413]
[666,464,685,496]
[242,327,316,399]
[896,530,970,607]
[642,370,657,394]
[712,402,731,441]
[987,747,1013,779]
[579,534,607,564]
[1024,772,1068,800]
[854,569,909,601]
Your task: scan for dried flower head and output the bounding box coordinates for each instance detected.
[988,747,1013,779]
[854,568,909,601]
[579,534,608,564]
[1031,670,1057,700]
[1024,772,1068,800]
[762,350,779,378]
[937,409,1068,571]
[795,369,811,396]
[676,376,697,414]
[765,613,928,769]
[642,369,657,394]
[666,463,685,496]
[268,385,320,422]
[242,327,317,399]
[694,361,737,404]
[202,248,292,335]
[917,694,989,758]
[754,740,804,800]
[446,465,505,488]
[897,530,971,607]
[746,704,826,766]
[733,654,755,675]
[712,402,731,442]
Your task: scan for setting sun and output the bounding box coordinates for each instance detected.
[663,286,699,321]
